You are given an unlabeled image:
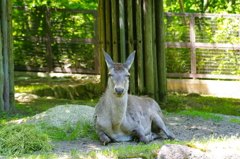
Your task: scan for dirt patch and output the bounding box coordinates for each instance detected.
[51,113,240,158]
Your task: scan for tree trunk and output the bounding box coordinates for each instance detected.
[0,0,15,111]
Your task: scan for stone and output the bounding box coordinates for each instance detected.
[153,144,210,159]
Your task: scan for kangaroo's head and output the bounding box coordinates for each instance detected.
[103,49,135,97]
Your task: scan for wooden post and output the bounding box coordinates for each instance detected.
[127,0,135,94]
[7,0,15,110]
[190,14,196,79]
[1,0,14,111]
[136,0,144,95]
[1,0,10,111]
[156,0,168,103]
[152,1,159,101]
[119,0,126,63]
[143,0,154,98]
[105,1,112,57]
[111,0,119,62]
[45,8,53,72]
[0,21,3,110]
[98,0,107,91]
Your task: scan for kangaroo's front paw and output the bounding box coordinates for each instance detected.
[98,131,111,145]
[167,132,175,139]
[100,135,111,145]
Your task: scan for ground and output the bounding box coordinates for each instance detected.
[12,73,240,158]
[51,112,240,158]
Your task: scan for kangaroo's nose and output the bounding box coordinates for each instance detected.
[115,87,124,95]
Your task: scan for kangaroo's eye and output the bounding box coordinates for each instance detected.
[126,74,130,77]
[108,74,113,77]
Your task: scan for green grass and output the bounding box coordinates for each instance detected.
[86,140,183,159]
[229,118,240,123]
[39,121,98,141]
[15,85,51,93]
[2,83,238,158]
[0,124,53,156]
[163,94,240,116]
[178,110,223,122]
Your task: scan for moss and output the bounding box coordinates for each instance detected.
[53,86,67,99]
[74,85,88,100]
[43,88,54,97]
[66,86,76,100]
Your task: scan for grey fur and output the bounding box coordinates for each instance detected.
[94,50,175,145]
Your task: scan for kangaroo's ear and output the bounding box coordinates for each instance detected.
[103,49,115,68]
[123,51,136,70]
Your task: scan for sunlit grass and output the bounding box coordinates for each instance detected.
[229,118,240,123]
[164,94,240,116]
[9,134,240,159]
[188,134,240,152]
[15,85,51,93]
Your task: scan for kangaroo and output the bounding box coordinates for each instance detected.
[94,50,175,145]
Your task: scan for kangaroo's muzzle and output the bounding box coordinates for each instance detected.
[114,87,124,96]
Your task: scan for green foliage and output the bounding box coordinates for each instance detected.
[164,0,240,14]
[0,124,53,156]
[12,0,98,10]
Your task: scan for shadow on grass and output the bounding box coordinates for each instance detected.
[162,94,240,116]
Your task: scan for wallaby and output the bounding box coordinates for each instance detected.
[94,50,175,145]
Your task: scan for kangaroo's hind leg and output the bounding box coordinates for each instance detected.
[152,114,175,139]
[133,126,153,144]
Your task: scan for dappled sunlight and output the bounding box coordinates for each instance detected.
[189,135,240,153]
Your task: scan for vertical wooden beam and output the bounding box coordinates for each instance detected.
[111,0,119,62]
[7,0,15,110]
[93,11,100,73]
[190,14,196,79]
[143,0,154,98]
[152,0,159,101]
[105,1,112,57]
[136,0,144,94]
[0,20,4,111]
[156,0,167,103]
[45,8,53,72]
[127,0,135,94]
[1,0,10,111]
[119,0,126,63]
[98,0,107,91]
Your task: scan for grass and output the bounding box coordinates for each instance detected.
[39,121,98,141]
[188,134,240,152]
[178,110,223,122]
[1,80,239,158]
[15,85,51,93]
[83,140,183,159]
[164,93,240,116]
[0,124,53,156]
[229,118,240,123]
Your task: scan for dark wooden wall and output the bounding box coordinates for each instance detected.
[98,0,167,103]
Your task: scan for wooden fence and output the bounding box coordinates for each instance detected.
[12,7,240,80]
[165,12,240,80]
[12,6,99,74]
